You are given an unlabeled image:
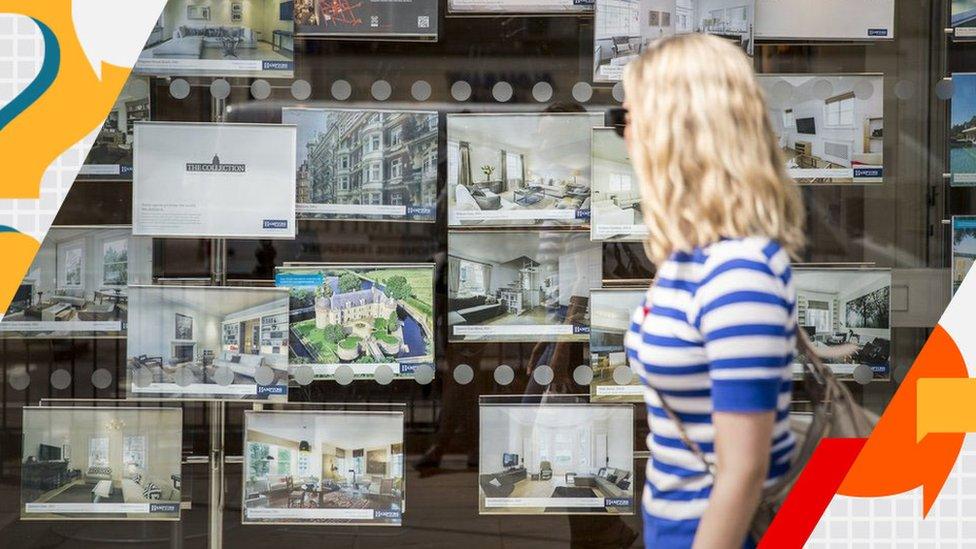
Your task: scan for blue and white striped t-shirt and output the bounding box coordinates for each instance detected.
[624,237,797,548]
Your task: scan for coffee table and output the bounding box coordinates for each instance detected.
[42,302,72,322]
[92,480,112,502]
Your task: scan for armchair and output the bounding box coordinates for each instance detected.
[539,460,552,481]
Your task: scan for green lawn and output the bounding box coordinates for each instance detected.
[293,320,338,362]
[363,268,433,308]
[339,335,361,350]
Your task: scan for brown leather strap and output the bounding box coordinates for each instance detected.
[644,282,834,478]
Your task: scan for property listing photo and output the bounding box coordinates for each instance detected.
[950,73,976,185]
[243,411,405,525]
[293,0,438,39]
[754,0,895,41]
[953,0,976,39]
[447,113,603,227]
[0,227,152,338]
[275,264,435,381]
[590,128,648,242]
[137,0,294,78]
[590,289,646,402]
[760,74,884,184]
[448,231,602,343]
[126,286,290,400]
[79,77,150,180]
[21,407,182,521]
[284,108,438,222]
[953,216,976,294]
[448,0,592,14]
[594,0,755,82]
[479,404,634,515]
[794,269,892,379]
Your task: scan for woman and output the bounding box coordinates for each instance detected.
[621,34,806,548]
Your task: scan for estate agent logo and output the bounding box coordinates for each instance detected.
[186,154,247,173]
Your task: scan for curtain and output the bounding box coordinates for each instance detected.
[448,256,460,296]
[499,150,507,185]
[483,263,492,295]
[459,142,471,187]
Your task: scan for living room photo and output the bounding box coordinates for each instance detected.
[590,128,648,242]
[589,289,645,402]
[794,269,892,380]
[21,407,182,521]
[137,0,294,78]
[126,286,290,400]
[275,264,435,381]
[243,411,404,525]
[479,404,634,515]
[448,230,602,342]
[1,227,152,339]
[761,74,885,184]
[447,113,603,227]
[594,0,755,82]
[79,77,150,181]
[284,108,439,222]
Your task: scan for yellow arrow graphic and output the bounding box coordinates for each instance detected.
[917,378,976,443]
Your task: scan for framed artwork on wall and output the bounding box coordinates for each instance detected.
[175,313,193,341]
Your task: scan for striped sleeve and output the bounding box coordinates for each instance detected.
[694,248,793,413]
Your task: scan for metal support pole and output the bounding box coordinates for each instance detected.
[208,401,225,549]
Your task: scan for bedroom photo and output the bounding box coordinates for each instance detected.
[448,231,602,343]
[447,113,603,227]
[126,286,290,400]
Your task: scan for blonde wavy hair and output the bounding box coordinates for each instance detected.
[622,33,806,265]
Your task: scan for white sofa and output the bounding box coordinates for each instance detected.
[121,476,179,503]
[214,351,288,380]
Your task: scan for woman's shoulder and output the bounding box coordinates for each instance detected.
[699,237,790,274]
[691,237,792,297]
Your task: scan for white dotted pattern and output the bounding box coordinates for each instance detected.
[808,434,976,547]
[0,14,95,240]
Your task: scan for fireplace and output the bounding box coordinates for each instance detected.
[171,342,196,363]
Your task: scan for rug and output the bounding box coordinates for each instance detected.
[319,490,371,509]
[545,486,606,513]
[515,193,543,206]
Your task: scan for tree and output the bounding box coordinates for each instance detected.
[321,324,345,344]
[388,311,399,332]
[339,272,360,293]
[383,275,412,300]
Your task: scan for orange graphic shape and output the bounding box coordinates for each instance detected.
[0,2,131,199]
[837,325,966,515]
[0,231,40,315]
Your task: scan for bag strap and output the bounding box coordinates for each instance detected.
[644,282,837,479]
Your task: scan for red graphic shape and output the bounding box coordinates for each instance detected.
[758,438,865,549]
